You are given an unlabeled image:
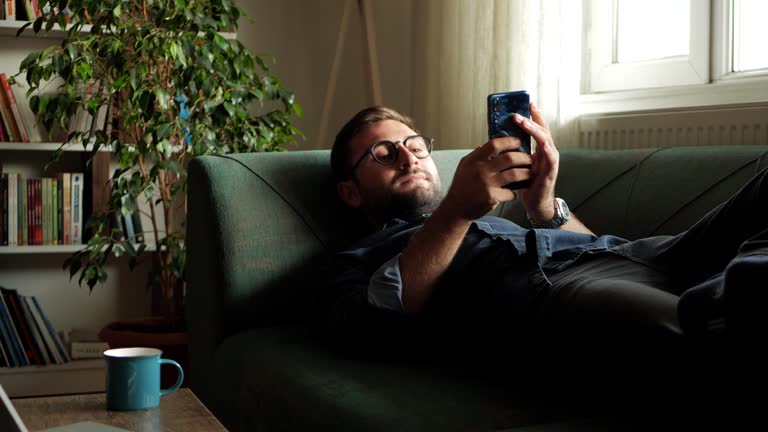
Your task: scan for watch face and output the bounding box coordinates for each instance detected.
[558,198,571,218]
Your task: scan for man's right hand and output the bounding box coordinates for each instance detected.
[439,138,531,222]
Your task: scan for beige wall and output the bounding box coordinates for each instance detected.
[237,0,413,150]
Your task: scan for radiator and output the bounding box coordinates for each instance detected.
[578,106,768,149]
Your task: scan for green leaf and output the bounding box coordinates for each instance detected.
[113,4,122,18]
[66,44,78,60]
[52,54,66,74]
[223,102,235,117]
[16,22,33,37]
[57,10,67,29]
[157,123,173,140]
[155,88,170,110]
[69,258,82,280]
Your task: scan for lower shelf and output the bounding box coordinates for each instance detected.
[0,359,105,397]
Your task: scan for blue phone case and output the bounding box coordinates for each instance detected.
[487,90,531,189]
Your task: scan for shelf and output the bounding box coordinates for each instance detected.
[0,142,114,152]
[0,244,158,255]
[0,245,85,254]
[0,19,91,38]
[0,359,106,397]
[0,19,236,39]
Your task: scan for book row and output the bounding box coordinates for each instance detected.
[0,285,70,367]
[0,172,84,246]
[1,1,52,21]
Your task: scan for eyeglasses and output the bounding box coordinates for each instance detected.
[348,135,434,176]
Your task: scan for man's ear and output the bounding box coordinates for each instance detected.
[337,180,363,208]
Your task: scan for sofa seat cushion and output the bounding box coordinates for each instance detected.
[211,325,584,432]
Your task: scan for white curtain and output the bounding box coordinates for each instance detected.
[411,0,582,150]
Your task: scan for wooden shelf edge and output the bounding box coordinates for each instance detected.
[0,244,158,255]
[0,245,85,254]
[0,142,113,152]
[0,19,235,39]
[0,359,106,398]
[0,358,105,375]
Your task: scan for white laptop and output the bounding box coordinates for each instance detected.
[0,385,130,432]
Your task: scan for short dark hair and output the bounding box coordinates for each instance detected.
[330,106,418,182]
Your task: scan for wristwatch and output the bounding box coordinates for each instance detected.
[528,198,571,229]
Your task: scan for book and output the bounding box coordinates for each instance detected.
[30,296,69,362]
[25,295,62,364]
[1,287,42,365]
[11,80,45,142]
[51,176,58,244]
[34,178,41,245]
[42,177,48,245]
[0,77,20,142]
[70,341,109,359]
[0,291,18,367]
[1,173,7,246]
[16,173,22,246]
[71,172,83,244]
[57,173,63,244]
[18,294,49,364]
[4,0,15,20]
[0,326,8,366]
[62,172,70,244]
[0,73,29,143]
[21,295,52,364]
[7,172,15,246]
[0,171,3,246]
[0,288,28,366]
[26,178,32,245]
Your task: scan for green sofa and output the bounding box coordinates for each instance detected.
[186,145,768,431]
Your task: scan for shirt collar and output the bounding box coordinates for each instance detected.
[380,213,432,231]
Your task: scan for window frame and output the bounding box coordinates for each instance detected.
[581,0,768,115]
[588,0,710,92]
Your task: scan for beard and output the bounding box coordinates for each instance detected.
[360,167,443,225]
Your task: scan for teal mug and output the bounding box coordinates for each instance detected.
[104,347,184,411]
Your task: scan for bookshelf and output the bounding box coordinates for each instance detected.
[1,8,235,397]
[0,358,105,397]
[0,15,151,397]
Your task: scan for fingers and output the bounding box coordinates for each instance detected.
[529,102,550,132]
[513,113,548,149]
[495,165,531,189]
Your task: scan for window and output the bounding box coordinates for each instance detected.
[585,0,768,95]
[732,0,768,72]
[615,0,690,64]
[586,0,709,92]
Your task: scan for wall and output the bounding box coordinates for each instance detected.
[237,0,413,150]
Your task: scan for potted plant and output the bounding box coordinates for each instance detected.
[15,0,300,357]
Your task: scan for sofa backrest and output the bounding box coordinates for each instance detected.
[186,145,768,358]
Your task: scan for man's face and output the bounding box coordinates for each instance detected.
[339,119,442,224]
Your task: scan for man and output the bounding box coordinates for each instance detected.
[323,105,767,359]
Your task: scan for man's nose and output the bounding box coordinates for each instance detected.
[397,142,419,168]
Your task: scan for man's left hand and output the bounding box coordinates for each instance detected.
[513,102,559,223]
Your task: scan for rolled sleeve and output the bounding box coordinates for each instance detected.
[367,253,406,312]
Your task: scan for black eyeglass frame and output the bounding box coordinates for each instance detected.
[347,135,434,177]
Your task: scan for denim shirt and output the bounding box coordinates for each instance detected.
[334,215,631,312]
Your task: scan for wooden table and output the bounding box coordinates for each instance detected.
[13,388,226,431]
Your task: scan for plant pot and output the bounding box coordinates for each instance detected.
[99,317,190,389]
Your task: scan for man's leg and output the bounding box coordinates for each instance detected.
[616,166,768,287]
[531,254,683,346]
[722,227,768,336]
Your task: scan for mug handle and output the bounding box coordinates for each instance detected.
[159,358,184,397]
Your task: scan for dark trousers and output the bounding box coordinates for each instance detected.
[531,165,768,344]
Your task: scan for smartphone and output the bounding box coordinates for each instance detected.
[487,90,532,189]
